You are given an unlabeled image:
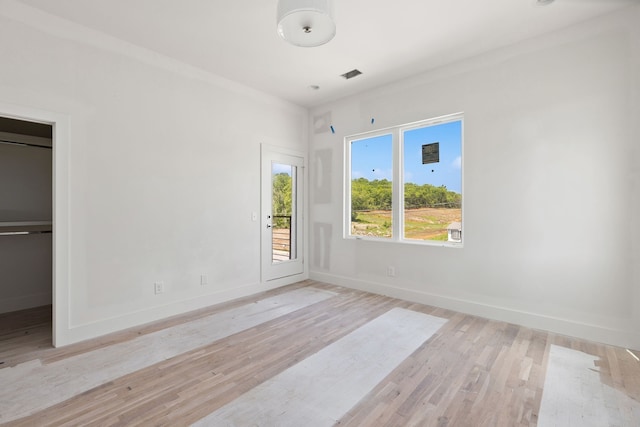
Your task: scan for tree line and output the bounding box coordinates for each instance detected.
[352,178,461,211]
[271,174,461,227]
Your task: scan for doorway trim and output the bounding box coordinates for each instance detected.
[0,102,69,347]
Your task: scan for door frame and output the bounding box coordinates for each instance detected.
[260,144,308,284]
[0,102,70,347]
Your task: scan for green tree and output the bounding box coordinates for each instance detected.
[352,178,461,211]
[272,173,292,227]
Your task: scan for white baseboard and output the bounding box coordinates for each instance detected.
[56,273,307,347]
[310,271,640,351]
[0,292,52,314]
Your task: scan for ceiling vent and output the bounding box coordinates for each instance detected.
[341,69,362,80]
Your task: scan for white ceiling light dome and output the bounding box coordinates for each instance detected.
[277,0,336,47]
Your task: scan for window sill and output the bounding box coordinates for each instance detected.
[346,235,463,249]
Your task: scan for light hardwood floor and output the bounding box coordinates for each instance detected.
[1,280,639,426]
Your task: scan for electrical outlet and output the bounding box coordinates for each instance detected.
[200,275,208,286]
[154,281,164,294]
[387,266,396,277]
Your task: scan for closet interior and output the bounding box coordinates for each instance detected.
[0,116,53,343]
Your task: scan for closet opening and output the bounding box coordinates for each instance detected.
[0,116,53,350]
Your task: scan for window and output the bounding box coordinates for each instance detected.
[349,133,394,238]
[345,113,463,246]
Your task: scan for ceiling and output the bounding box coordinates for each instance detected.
[15,0,638,108]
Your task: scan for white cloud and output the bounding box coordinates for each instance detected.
[372,168,392,181]
[404,171,414,183]
[272,163,292,174]
[451,156,461,169]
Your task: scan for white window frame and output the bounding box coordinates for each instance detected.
[344,112,464,247]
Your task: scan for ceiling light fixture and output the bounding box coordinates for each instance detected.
[535,0,555,6]
[277,0,336,47]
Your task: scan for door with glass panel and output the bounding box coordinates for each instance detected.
[261,146,304,281]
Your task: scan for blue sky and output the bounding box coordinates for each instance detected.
[272,163,292,175]
[351,120,462,193]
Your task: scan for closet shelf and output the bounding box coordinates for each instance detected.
[0,221,52,235]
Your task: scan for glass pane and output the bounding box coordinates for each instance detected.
[272,163,295,263]
[403,120,462,242]
[350,134,393,238]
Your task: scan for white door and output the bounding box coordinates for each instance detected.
[261,146,304,282]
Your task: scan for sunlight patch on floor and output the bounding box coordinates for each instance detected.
[194,307,447,427]
[0,287,335,423]
[539,345,640,427]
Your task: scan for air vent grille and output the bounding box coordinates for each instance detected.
[341,69,362,80]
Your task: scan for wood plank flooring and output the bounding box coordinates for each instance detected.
[1,280,639,426]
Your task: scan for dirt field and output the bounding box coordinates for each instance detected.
[352,208,461,240]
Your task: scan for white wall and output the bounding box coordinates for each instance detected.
[0,234,52,313]
[0,141,52,222]
[0,141,52,313]
[310,7,640,350]
[0,3,308,345]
